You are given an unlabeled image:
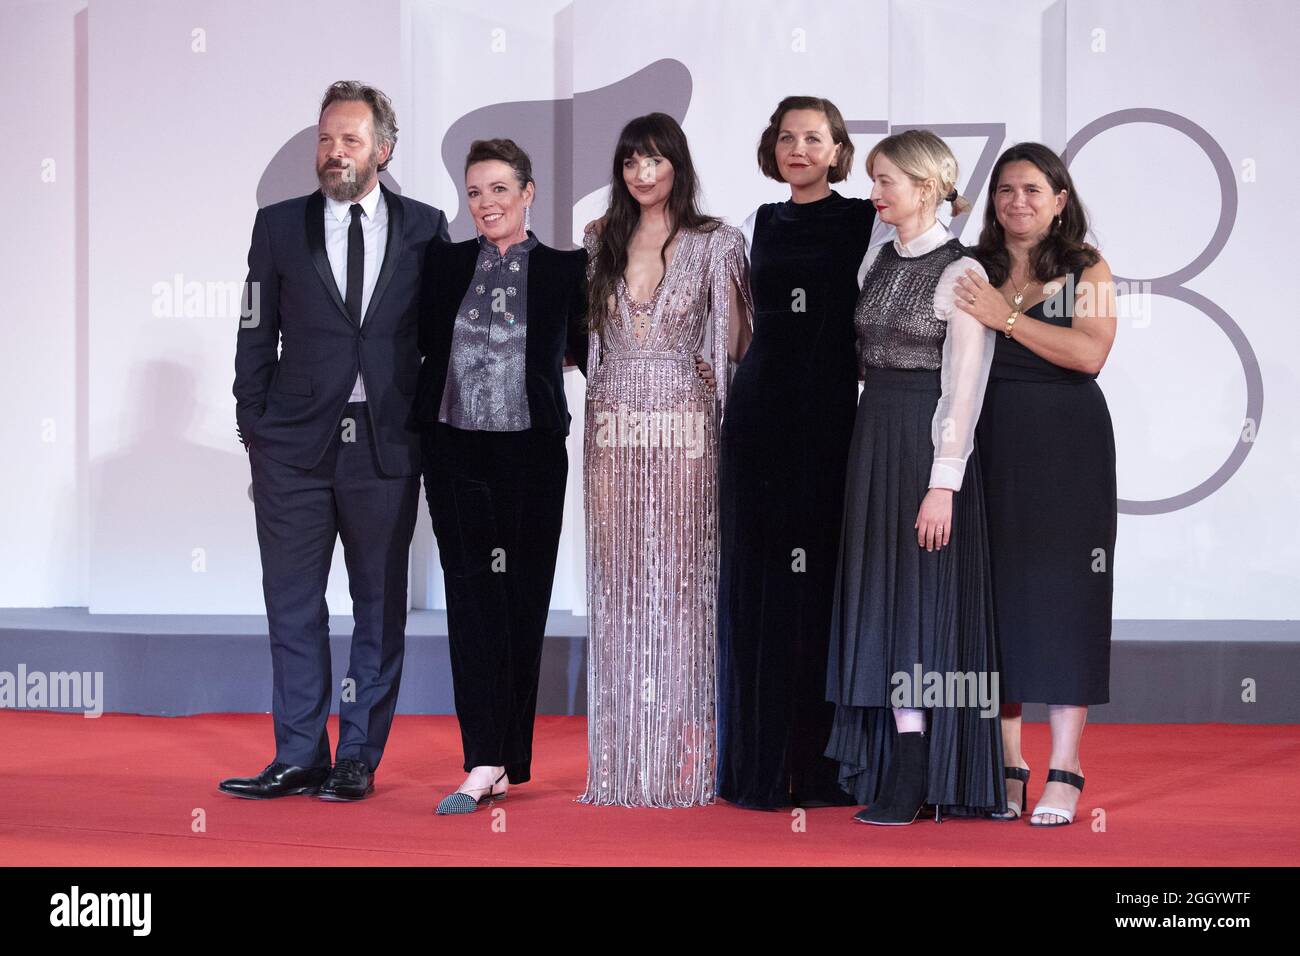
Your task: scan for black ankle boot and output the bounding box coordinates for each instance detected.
[853,731,929,826]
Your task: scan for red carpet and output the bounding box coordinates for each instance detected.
[0,712,1294,866]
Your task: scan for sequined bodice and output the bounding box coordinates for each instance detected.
[855,239,965,370]
[585,227,728,413]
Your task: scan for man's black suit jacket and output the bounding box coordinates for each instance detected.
[233,182,450,476]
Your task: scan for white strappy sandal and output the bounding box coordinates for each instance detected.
[991,765,1030,820]
[1029,768,1085,827]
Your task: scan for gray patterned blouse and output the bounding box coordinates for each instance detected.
[438,232,538,431]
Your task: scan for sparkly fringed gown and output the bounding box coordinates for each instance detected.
[578,223,752,808]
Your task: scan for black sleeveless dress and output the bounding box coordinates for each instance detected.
[976,270,1116,704]
[717,192,874,809]
[824,238,1005,815]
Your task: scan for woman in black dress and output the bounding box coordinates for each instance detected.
[717,96,888,809]
[826,129,1006,825]
[412,139,588,813]
[955,142,1117,827]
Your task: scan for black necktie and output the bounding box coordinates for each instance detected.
[346,203,364,323]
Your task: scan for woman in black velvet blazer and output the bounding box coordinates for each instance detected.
[412,237,588,431]
[411,138,587,814]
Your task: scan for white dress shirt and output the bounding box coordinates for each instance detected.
[860,218,995,491]
[324,181,388,402]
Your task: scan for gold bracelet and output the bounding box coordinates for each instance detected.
[1004,310,1019,338]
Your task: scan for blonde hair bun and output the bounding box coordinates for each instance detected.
[867,129,966,216]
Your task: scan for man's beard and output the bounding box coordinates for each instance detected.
[317,151,379,202]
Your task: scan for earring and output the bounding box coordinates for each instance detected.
[524,205,532,232]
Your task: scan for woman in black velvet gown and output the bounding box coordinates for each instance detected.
[716,96,889,809]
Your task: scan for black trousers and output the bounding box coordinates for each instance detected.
[421,422,568,784]
[249,402,420,770]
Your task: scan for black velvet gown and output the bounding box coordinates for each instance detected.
[717,191,876,808]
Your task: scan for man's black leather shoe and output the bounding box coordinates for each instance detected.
[218,762,331,799]
[316,758,374,802]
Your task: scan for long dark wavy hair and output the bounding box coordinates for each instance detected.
[586,113,721,332]
[970,142,1100,286]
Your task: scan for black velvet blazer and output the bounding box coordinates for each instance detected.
[412,235,589,435]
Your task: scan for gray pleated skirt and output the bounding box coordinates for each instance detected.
[825,366,1006,815]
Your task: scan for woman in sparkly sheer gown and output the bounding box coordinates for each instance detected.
[578,113,752,808]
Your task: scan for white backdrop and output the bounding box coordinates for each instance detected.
[3,0,1297,619]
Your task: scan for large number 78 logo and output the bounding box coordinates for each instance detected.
[857,112,1260,516]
